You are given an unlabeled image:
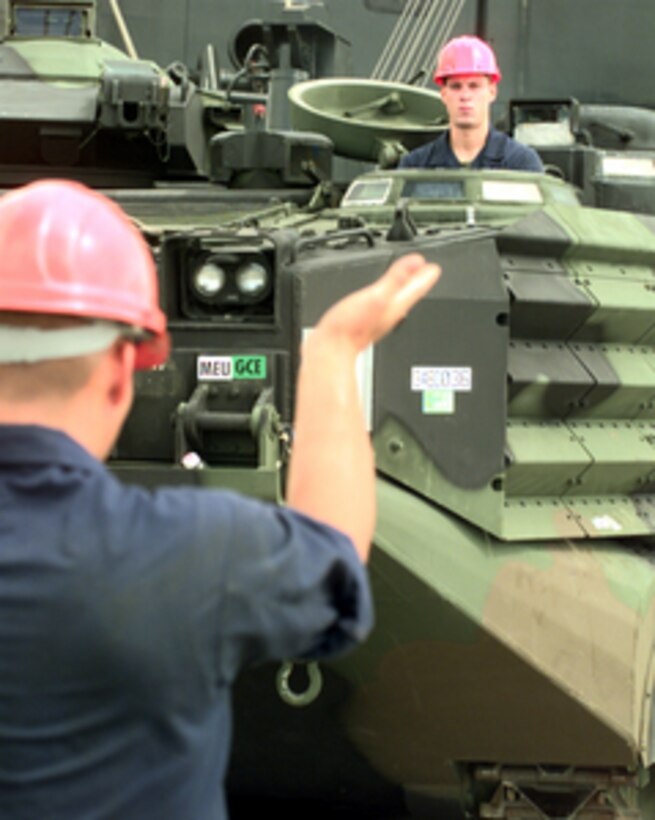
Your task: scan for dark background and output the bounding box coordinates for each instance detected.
[93,0,654,111]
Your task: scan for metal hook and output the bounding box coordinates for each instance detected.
[276,661,323,707]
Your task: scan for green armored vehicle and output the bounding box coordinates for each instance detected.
[106,82,655,812]
[5,1,655,815]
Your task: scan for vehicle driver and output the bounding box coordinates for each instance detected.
[0,179,440,820]
[399,35,543,172]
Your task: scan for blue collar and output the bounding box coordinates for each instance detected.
[446,127,505,166]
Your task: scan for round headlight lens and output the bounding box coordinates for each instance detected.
[192,262,226,299]
[235,262,268,297]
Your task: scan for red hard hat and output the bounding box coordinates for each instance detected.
[0,180,169,369]
[434,35,501,85]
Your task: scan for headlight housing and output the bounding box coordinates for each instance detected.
[235,261,269,298]
[191,261,227,298]
[182,245,274,321]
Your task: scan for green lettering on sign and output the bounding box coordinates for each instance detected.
[233,355,267,380]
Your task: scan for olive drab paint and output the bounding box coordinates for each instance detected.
[117,163,655,818]
[8,0,655,815]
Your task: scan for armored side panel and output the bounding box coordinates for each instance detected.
[224,219,655,818]
[370,202,655,541]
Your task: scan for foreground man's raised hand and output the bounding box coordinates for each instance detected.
[287,254,442,561]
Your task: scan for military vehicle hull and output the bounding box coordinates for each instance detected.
[229,480,655,818]
[108,167,655,817]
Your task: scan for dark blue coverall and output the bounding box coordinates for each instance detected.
[0,425,373,820]
[399,127,544,171]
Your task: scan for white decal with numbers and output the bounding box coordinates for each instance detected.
[411,367,472,393]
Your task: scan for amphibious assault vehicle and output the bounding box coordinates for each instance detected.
[106,71,655,814]
[4,1,655,818]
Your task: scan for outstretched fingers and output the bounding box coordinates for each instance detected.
[314,254,441,353]
[368,254,441,343]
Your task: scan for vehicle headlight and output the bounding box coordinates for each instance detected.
[192,261,226,299]
[235,261,268,298]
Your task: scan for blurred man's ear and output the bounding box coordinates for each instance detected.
[106,339,136,410]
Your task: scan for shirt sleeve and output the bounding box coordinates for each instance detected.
[509,142,544,172]
[192,491,374,682]
[398,149,420,168]
[398,140,438,168]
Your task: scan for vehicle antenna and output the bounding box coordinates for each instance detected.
[108,0,137,59]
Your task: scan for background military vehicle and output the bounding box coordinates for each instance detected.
[89,0,653,111]
[89,0,655,215]
[0,0,242,186]
[3,1,655,818]
[508,99,655,215]
[4,0,653,212]
[0,0,364,227]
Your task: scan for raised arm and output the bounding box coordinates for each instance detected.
[286,254,441,562]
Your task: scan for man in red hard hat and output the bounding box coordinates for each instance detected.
[0,179,440,820]
[400,35,543,171]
